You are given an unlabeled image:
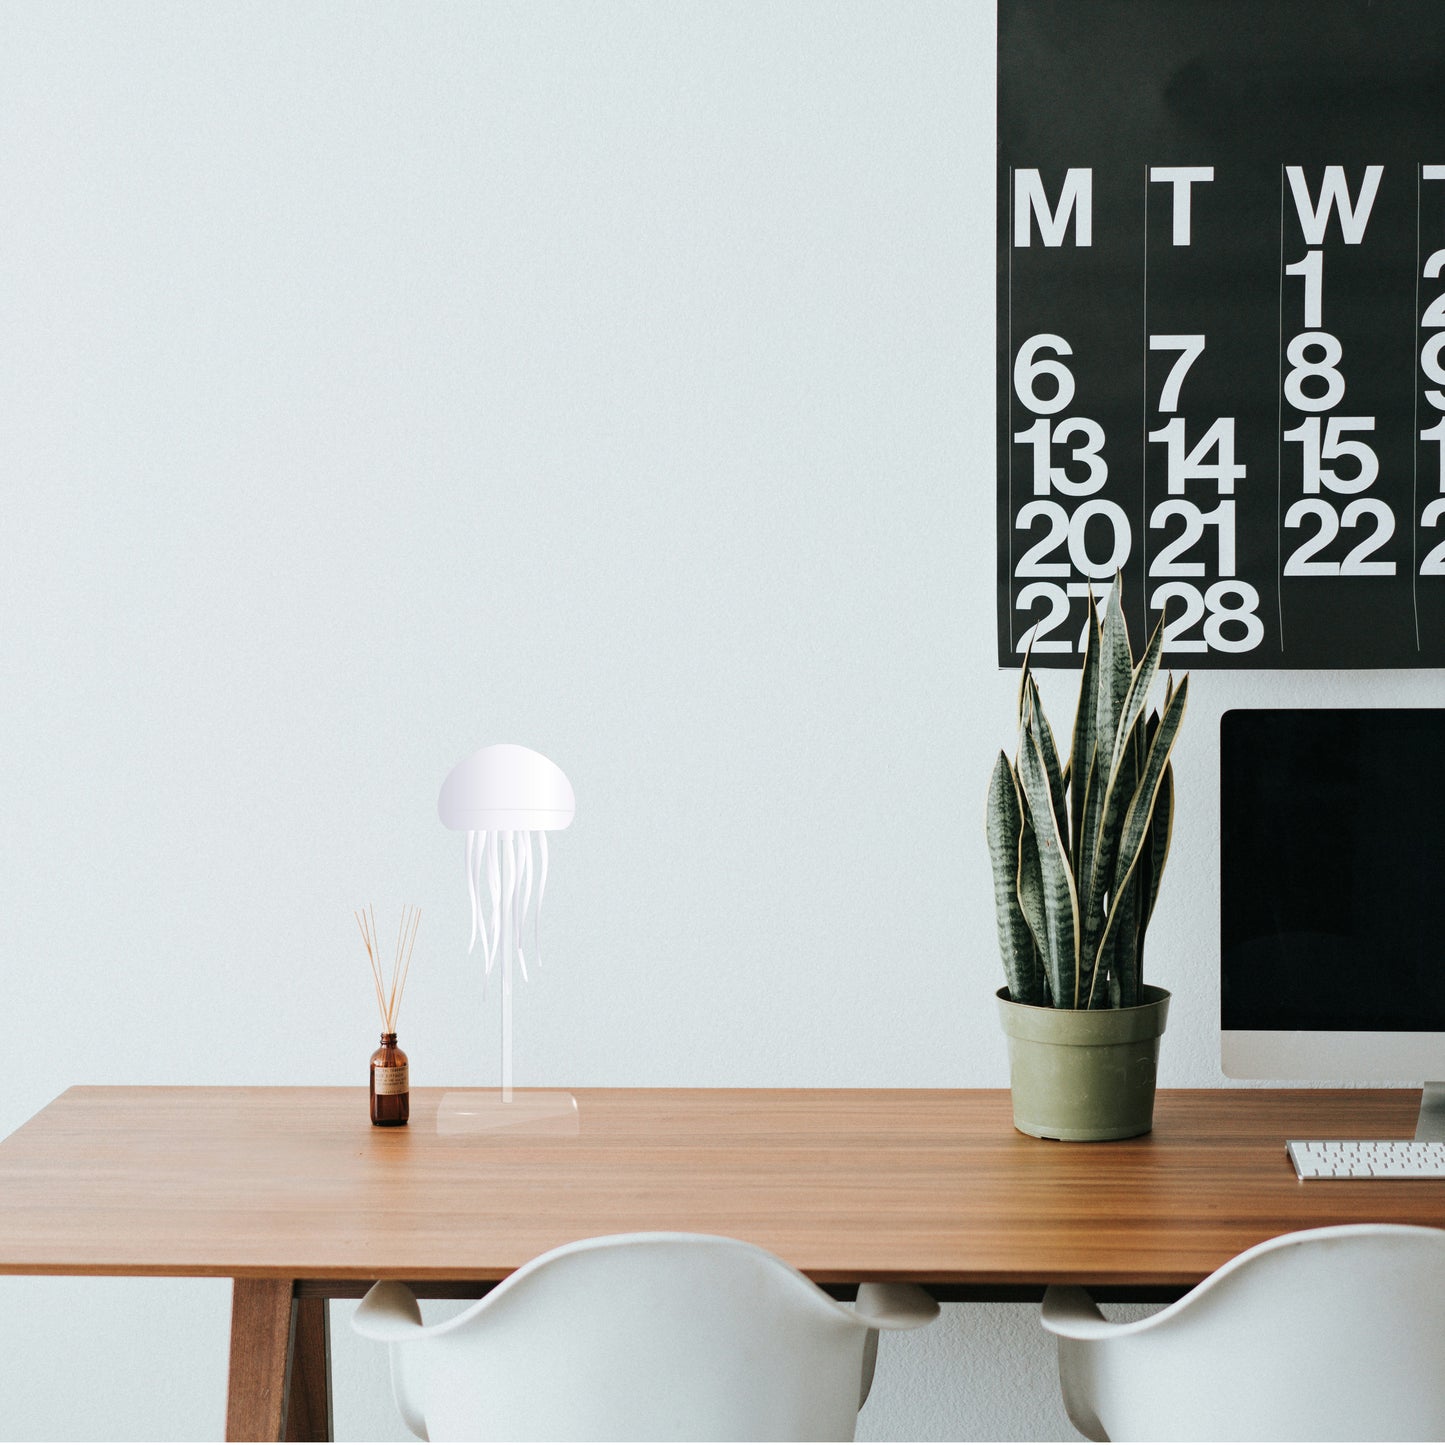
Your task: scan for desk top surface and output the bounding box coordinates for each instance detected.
[0,1086,1440,1287]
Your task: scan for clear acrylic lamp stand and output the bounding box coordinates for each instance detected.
[436,745,579,1137]
[436,875,578,1136]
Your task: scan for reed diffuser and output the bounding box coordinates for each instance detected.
[356,904,420,1126]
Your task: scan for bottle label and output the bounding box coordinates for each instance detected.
[373,1064,409,1096]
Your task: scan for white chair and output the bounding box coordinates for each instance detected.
[352,1231,938,1442]
[1041,1223,1445,1442]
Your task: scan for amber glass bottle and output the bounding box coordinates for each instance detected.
[370,1032,409,1126]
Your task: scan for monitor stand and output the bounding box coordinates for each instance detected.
[1416,1083,1445,1142]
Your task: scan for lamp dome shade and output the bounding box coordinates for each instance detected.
[437,744,575,832]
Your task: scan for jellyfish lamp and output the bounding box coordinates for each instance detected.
[435,743,578,1135]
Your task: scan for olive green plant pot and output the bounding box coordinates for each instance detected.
[996,985,1171,1141]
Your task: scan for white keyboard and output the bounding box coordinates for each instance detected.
[1287,1139,1445,1179]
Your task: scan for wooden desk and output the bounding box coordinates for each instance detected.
[1,1086,1441,1441]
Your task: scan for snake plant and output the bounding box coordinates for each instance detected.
[986,578,1188,1009]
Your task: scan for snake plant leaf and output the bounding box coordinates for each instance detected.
[1080,604,1165,974]
[1142,760,1175,935]
[1078,580,1134,967]
[1017,716,1080,1006]
[1091,868,1142,1009]
[1131,713,1161,971]
[1074,741,1101,939]
[1017,815,1049,1004]
[1092,873,1141,1008]
[1106,607,1167,788]
[1128,759,1174,997]
[1025,677,1069,866]
[1093,676,1190,979]
[1080,732,1140,991]
[1095,576,1132,774]
[986,751,1044,1005]
[1073,594,1108,941]
[1069,585,1101,864]
[1016,633,1036,724]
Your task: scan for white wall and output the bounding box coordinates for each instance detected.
[0,3,1439,1439]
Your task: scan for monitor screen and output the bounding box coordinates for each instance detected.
[1220,708,1445,1079]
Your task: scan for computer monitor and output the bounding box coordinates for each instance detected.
[1220,707,1445,1139]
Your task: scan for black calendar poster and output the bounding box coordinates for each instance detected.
[997,0,1445,667]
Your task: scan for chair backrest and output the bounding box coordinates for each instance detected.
[1058,1224,1445,1442]
[381,1233,881,1442]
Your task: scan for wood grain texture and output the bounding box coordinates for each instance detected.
[0,1087,1441,1288]
[283,1297,330,1443]
[225,1278,292,1442]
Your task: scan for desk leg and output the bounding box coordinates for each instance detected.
[225,1279,332,1443]
[285,1298,332,1442]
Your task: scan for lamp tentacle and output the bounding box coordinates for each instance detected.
[465,830,479,954]
[535,831,549,970]
[516,830,533,984]
[485,830,501,976]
